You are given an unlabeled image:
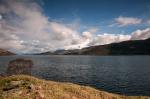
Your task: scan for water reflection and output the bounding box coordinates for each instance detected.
[6,58,33,75]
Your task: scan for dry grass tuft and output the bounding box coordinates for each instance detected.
[0,75,150,99]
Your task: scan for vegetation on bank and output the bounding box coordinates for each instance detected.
[0,75,150,99]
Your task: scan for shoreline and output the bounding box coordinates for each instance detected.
[0,75,150,99]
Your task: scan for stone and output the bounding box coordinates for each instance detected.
[10,81,22,86]
[2,81,22,91]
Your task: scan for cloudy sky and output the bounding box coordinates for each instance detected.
[0,0,150,53]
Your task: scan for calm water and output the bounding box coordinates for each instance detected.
[0,55,150,96]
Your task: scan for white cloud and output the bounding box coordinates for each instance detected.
[0,19,24,50]
[148,20,150,25]
[82,32,93,39]
[0,0,100,53]
[0,0,81,53]
[115,16,142,26]
[131,28,150,40]
[66,27,150,50]
[0,15,2,20]
[0,0,150,53]
[88,33,131,46]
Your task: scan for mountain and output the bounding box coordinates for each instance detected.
[40,38,150,55]
[75,38,150,55]
[0,49,15,56]
[54,49,80,55]
[36,51,54,55]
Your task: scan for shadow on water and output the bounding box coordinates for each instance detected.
[6,58,33,76]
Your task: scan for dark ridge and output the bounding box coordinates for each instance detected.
[39,38,150,55]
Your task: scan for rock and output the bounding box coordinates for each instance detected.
[2,81,22,91]
[7,58,33,75]
[10,81,22,86]
[3,84,18,91]
[39,92,45,98]
[18,91,23,95]
[29,84,35,90]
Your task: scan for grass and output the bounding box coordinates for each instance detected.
[0,75,150,99]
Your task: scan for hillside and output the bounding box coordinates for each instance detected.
[0,49,15,56]
[0,75,150,99]
[43,38,150,55]
[77,38,150,55]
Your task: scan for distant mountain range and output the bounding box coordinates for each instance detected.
[40,38,150,55]
[1,38,150,56]
[0,49,15,56]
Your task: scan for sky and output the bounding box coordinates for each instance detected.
[0,0,150,53]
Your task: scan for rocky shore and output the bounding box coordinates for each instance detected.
[0,75,150,99]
